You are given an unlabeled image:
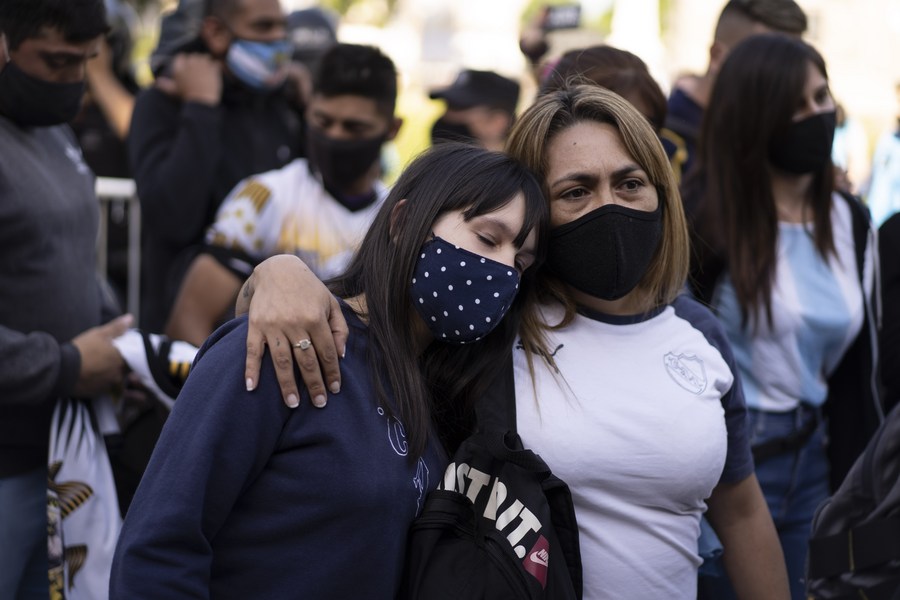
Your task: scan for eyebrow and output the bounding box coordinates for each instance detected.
[249,16,287,28]
[309,110,376,130]
[479,215,516,239]
[40,49,97,63]
[550,164,645,189]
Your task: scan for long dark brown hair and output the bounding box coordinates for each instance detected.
[686,33,835,328]
[330,143,548,457]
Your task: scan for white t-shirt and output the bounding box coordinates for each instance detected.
[514,296,752,599]
[205,158,386,278]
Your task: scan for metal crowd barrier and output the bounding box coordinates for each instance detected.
[95,177,140,319]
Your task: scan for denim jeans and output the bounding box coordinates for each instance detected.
[0,466,49,600]
[750,405,830,599]
[697,405,829,600]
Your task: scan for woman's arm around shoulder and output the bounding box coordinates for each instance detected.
[237,255,348,408]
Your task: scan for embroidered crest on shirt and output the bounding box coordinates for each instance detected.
[664,352,708,395]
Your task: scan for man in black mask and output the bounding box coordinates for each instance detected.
[0,1,133,596]
[429,68,520,151]
[165,43,401,351]
[129,0,305,333]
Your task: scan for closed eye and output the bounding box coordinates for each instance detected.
[476,234,497,248]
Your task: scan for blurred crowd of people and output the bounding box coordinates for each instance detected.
[1,0,899,598]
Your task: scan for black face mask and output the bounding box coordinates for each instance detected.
[0,60,85,127]
[547,202,663,301]
[768,111,836,174]
[430,117,475,145]
[306,125,385,192]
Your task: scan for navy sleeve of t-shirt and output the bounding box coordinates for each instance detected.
[673,295,755,484]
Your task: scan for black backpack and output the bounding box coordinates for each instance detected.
[806,403,900,599]
[399,358,583,599]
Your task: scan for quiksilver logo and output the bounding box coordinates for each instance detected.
[664,352,707,395]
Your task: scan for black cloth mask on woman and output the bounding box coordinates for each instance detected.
[768,111,837,175]
[0,60,85,127]
[547,202,663,301]
[306,125,385,192]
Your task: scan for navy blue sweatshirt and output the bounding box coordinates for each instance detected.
[110,306,446,599]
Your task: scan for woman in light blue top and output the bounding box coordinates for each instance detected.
[683,33,884,600]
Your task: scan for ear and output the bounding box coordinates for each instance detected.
[389,199,408,241]
[200,16,232,57]
[385,116,403,142]
[0,33,9,64]
[707,40,728,75]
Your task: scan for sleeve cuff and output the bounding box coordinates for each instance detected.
[202,244,258,280]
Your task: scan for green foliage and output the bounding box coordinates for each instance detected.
[319,0,359,14]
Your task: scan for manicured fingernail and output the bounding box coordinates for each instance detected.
[287,394,299,408]
[246,378,254,391]
[330,381,340,394]
[313,394,327,408]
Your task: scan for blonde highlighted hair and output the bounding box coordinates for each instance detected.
[506,85,690,328]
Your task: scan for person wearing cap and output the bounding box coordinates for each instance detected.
[429,68,520,151]
[128,0,305,333]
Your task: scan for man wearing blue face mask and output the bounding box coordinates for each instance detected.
[129,0,305,334]
[0,1,135,597]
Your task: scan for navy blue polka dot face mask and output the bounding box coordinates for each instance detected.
[410,235,520,344]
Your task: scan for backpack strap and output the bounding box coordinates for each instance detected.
[808,577,900,600]
[474,354,517,434]
[807,517,900,580]
[837,189,869,285]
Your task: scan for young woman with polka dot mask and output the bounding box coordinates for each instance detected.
[110,143,547,598]
[411,203,531,344]
[288,139,546,451]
